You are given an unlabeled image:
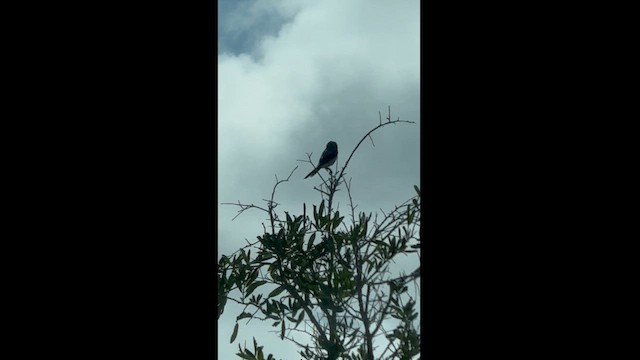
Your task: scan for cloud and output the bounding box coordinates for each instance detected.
[218,0,308,56]
[219,0,419,185]
[218,2,420,356]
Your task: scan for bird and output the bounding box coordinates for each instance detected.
[305,141,338,179]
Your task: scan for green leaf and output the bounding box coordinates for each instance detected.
[414,185,420,196]
[281,319,285,340]
[266,300,273,315]
[235,276,243,292]
[268,285,285,298]
[313,204,318,224]
[307,233,316,252]
[332,214,343,229]
[246,280,267,296]
[278,302,289,312]
[252,253,273,263]
[236,352,254,360]
[230,323,239,343]
[244,349,255,358]
[248,268,259,284]
[236,312,252,321]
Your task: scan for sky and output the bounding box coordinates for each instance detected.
[218,0,420,358]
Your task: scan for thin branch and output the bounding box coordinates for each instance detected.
[336,107,415,187]
[371,284,395,337]
[221,201,270,221]
[267,165,299,234]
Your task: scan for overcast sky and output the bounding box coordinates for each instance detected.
[218,0,420,358]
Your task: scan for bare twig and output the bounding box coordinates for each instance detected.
[220,200,270,221]
[267,166,299,234]
[221,166,299,234]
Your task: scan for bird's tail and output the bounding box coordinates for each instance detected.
[304,167,319,179]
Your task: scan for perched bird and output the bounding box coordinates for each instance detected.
[305,141,338,179]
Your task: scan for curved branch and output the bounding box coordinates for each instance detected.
[336,107,415,184]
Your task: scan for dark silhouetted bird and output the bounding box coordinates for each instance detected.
[305,141,338,179]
